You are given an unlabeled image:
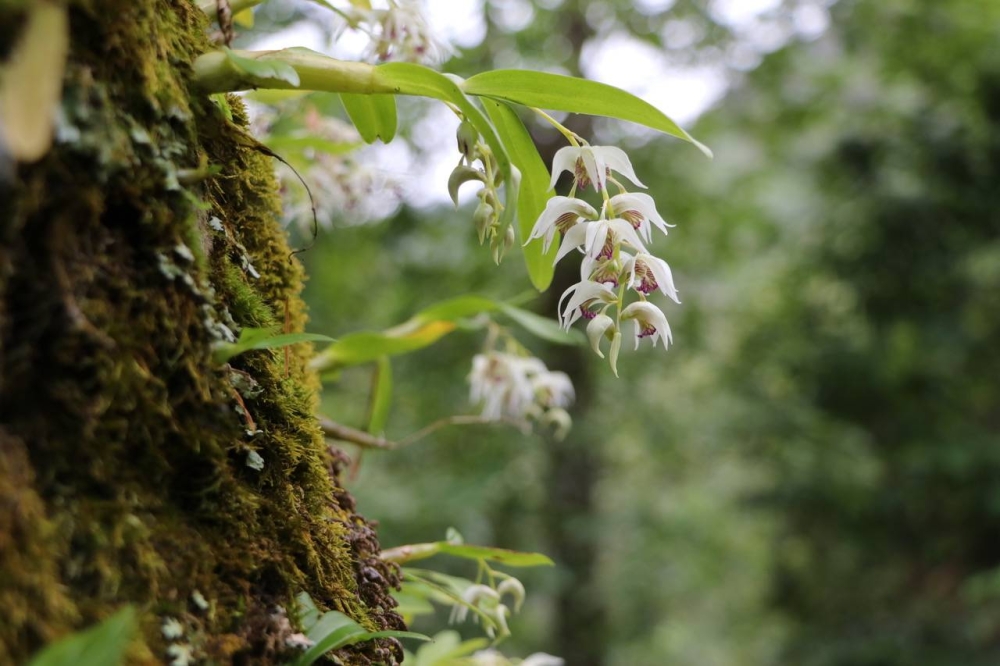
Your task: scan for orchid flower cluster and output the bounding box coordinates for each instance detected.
[468,326,574,438]
[252,104,402,231]
[529,141,680,376]
[468,649,564,666]
[449,118,515,264]
[335,0,448,65]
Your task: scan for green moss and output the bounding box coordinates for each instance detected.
[0,2,400,664]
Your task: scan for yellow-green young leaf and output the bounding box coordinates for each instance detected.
[367,356,392,435]
[482,100,556,290]
[233,7,254,27]
[463,70,712,158]
[27,606,136,666]
[341,93,398,143]
[312,295,501,371]
[0,2,69,162]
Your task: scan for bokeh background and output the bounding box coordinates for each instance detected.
[251,0,1000,663]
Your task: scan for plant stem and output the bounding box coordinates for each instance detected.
[192,49,393,95]
[530,107,581,146]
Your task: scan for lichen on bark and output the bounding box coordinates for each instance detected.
[0,2,402,664]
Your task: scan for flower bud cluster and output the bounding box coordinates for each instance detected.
[469,349,574,439]
[449,574,529,641]
[449,119,514,264]
[340,0,449,65]
[470,652,564,666]
[251,104,402,232]
[528,143,680,376]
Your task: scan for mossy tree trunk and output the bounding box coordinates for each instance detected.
[0,3,402,664]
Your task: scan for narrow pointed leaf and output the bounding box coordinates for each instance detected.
[27,606,136,666]
[463,70,712,158]
[498,303,583,345]
[213,327,334,364]
[482,99,557,290]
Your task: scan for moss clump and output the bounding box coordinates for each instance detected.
[0,2,402,664]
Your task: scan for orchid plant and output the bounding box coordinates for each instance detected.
[197,0,708,663]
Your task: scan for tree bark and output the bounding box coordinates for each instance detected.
[0,3,401,664]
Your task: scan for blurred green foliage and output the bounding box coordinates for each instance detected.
[290,0,1000,663]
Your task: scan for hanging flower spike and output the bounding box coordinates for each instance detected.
[528,196,598,253]
[625,252,681,303]
[608,192,674,243]
[620,301,673,350]
[558,280,617,330]
[549,145,646,192]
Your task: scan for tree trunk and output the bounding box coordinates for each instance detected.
[0,3,401,664]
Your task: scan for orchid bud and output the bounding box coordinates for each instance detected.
[456,120,479,160]
[474,202,494,244]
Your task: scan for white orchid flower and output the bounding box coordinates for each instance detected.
[586,314,616,359]
[549,145,646,192]
[527,196,598,253]
[531,371,574,409]
[558,280,617,330]
[450,584,500,624]
[624,252,680,303]
[608,192,673,243]
[555,218,648,264]
[620,301,673,350]
[520,654,565,666]
[497,577,526,612]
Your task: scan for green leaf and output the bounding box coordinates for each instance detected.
[391,588,436,622]
[340,93,398,143]
[387,541,554,567]
[312,295,499,371]
[463,70,712,158]
[224,47,300,88]
[498,303,583,346]
[408,295,500,324]
[437,543,555,567]
[292,608,429,666]
[213,327,335,364]
[295,591,322,633]
[482,100,557,290]
[367,356,392,435]
[27,606,136,666]
[412,631,489,666]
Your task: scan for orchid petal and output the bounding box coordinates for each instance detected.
[586,314,615,359]
[608,218,649,254]
[595,146,646,188]
[550,146,580,190]
[554,223,589,264]
[528,196,598,252]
